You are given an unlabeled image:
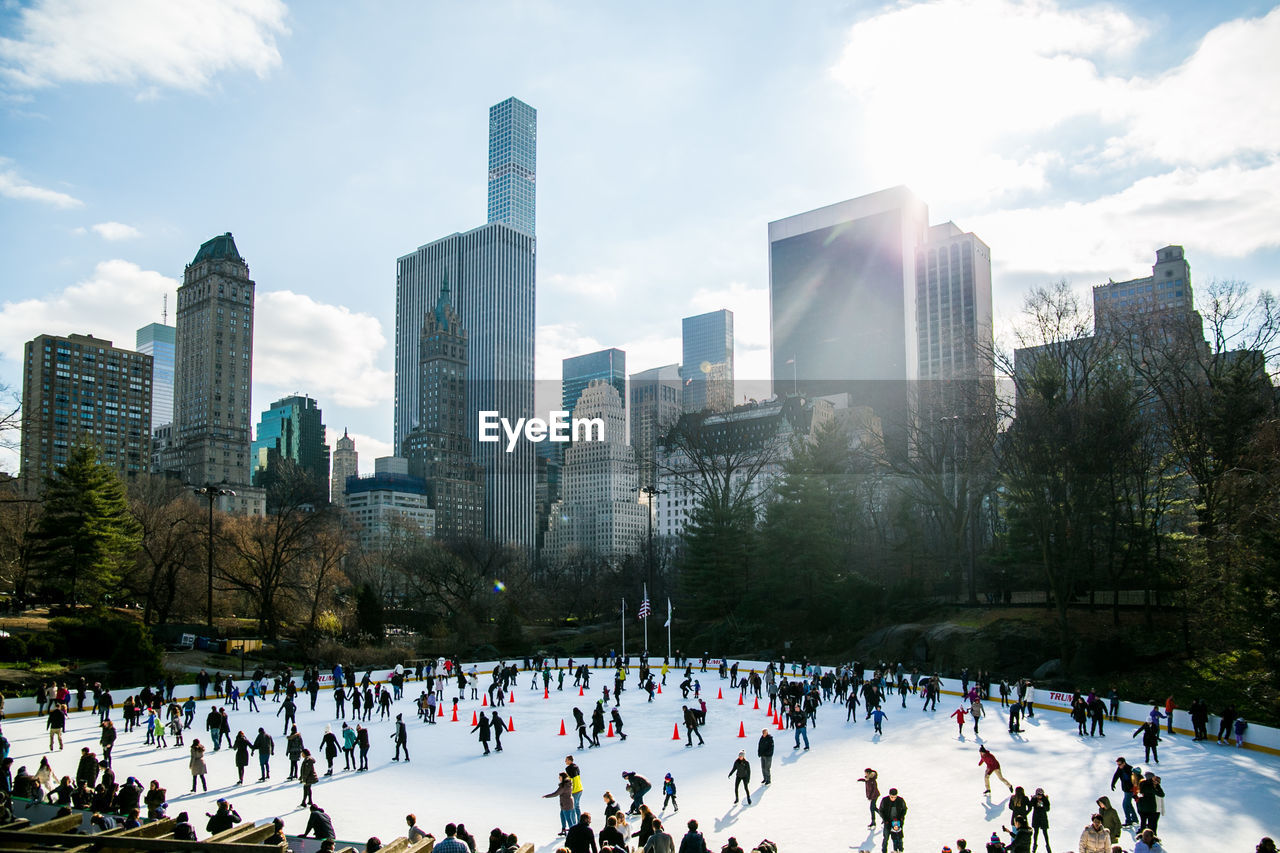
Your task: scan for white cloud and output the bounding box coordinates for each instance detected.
[90,221,142,240]
[967,160,1280,278]
[543,270,623,302]
[0,259,172,359]
[0,0,288,91]
[0,160,82,207]
[254,290,392,409]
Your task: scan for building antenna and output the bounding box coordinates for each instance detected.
[162,293,168,325]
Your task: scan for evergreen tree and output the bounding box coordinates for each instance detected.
[31,444,141,605]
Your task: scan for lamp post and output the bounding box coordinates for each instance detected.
[639,484,667,604]
[193,483,236,629]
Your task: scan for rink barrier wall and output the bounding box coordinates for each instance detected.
[3,659,1277,758]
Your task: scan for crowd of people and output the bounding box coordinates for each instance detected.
[0,654,1273,853]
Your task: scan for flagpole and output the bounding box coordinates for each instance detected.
[643,583,649,655]
[667,598,672,662]
[621,597,626,663]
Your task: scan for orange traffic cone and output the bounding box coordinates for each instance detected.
[657,684,662,694]
[471,710,478,725]
[579,686,584,696]
[508,716,515,731]
[738,693,744,706]
[753,697,759,710]
[776,714,784,731]
[737,721,746,738]
[717,688,724,700]
[544,687,549,699]
[607,722,615,738]
[482,694,489,707]
[510,691,516,704]
[559,719,567,736]
[451,704,459,722]
[671,723,681,740]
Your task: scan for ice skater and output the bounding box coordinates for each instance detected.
[662,773,678,812]
[729,752,751,805]
[978,745,1013,794]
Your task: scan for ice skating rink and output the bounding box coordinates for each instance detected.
[5,668,1277,851]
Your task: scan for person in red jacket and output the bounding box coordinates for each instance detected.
[857,768,880,827]
[950,707,967,737]
[978,745,1013,794]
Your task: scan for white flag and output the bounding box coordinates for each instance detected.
[664,598,672,628]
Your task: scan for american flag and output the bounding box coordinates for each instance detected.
[638,598,651,619]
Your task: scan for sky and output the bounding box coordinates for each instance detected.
[2,0,1279,475]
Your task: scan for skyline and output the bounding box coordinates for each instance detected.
[3,0,1280,476]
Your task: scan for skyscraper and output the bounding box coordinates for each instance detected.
[331,428,357,509]
[562,348,626,421]
[173,232,255,486]
[135,322,175,428]
[396,99,537,553]
[487,97,537,236]
[768,187,929,455]
[251,394,330,504]
[680,309,734,413]
[630,363,681,488]
[395,224,536,551]
[544,380,646,562]
[20,333,153,487]
[402,279,485,541]
[915,222,994,389]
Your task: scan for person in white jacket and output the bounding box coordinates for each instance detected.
[1078,814,1113,853]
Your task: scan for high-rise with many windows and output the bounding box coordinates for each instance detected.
[630,363,681,489]
[563,348,626,421]
[487,97,537,236]
[20,333,153,487]
[331,429,357,510]
[135,322,175,428]
[681,310,734,414]
[915,223,993,386]
[251,394,330,504]
[173,232,255,487]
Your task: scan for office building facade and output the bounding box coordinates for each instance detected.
[173,232,255,487]
[135,322,175,428]
[487,97,537,236]
[630,363,682,488]
[20,333,153,486]
[402,280,485,541]
[563,348,626,421]
[681,310,734,414]
[251,394,330,503]
[331,429,357,510]
[345,457,435,551]
[395,223,536,551]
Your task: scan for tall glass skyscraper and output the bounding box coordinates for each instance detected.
[487,97,537,236]
[136,322,175,427]
[251,394,330,504]
[562,348,626,418]
[680,309,734,413]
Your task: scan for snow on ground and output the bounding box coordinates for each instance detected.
[4,665,1278,852]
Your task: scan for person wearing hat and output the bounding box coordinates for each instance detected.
[301,803,336,840]
[728,752,751,805]
[1029,787,1051,852]
[662,773,679,812]
[984,832,1004,853]
[622,771,651,814]
[205,798,241,834]
[858,769,881,828]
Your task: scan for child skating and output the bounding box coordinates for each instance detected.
[662,773,678,813]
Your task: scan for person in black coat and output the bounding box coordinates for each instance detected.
[756,730,774,785]
[878,789,908,853]
[1131,722,1161,764]
[1029,788,1051,851]
[205,798,241,834]
[301,803,336,839]
[728,752,751,805]
[172,811,197,841]
[472,713,493,755]
[565,813,598,853]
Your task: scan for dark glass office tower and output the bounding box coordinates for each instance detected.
[680,310,733,413]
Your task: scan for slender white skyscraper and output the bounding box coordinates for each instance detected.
[487,97,537,236]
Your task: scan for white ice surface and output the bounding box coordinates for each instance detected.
[5,668,1278,852]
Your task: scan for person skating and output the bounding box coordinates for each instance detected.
[682,706,704,747]
[978,745,1013,794]
[298,750,318,807]
[472,711,493,755]
[320,725,339,775]
[792,703,810,749]
[1110,757,1139,826]
[544,771,574,835]
[356,724,370,771]
[662,773,678,813]
[565,756,584,822]
[950,706,968,736]
[490,711,507,752]
[870,706,888,736]
[341,723,356,771]
[1131,721,1161,764]
[286,727,304,780]
[574,707,591,750]
[591,703,606,747]
[611,707,627,740]
[858,768,880,827]
[232,731,251,785]
[757,728,773,784]
[1135,771,1164,834]
[622,771,651,814]
[1029,787,1051,852]
[729,751,751,805]
[392,713,409,761]
[252,727,273,781]
[1094,797,1121,845]
[188,740,207,793]
[877,788,907,853]
[277,695,297,736]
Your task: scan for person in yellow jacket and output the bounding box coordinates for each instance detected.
[565,755,584,823]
